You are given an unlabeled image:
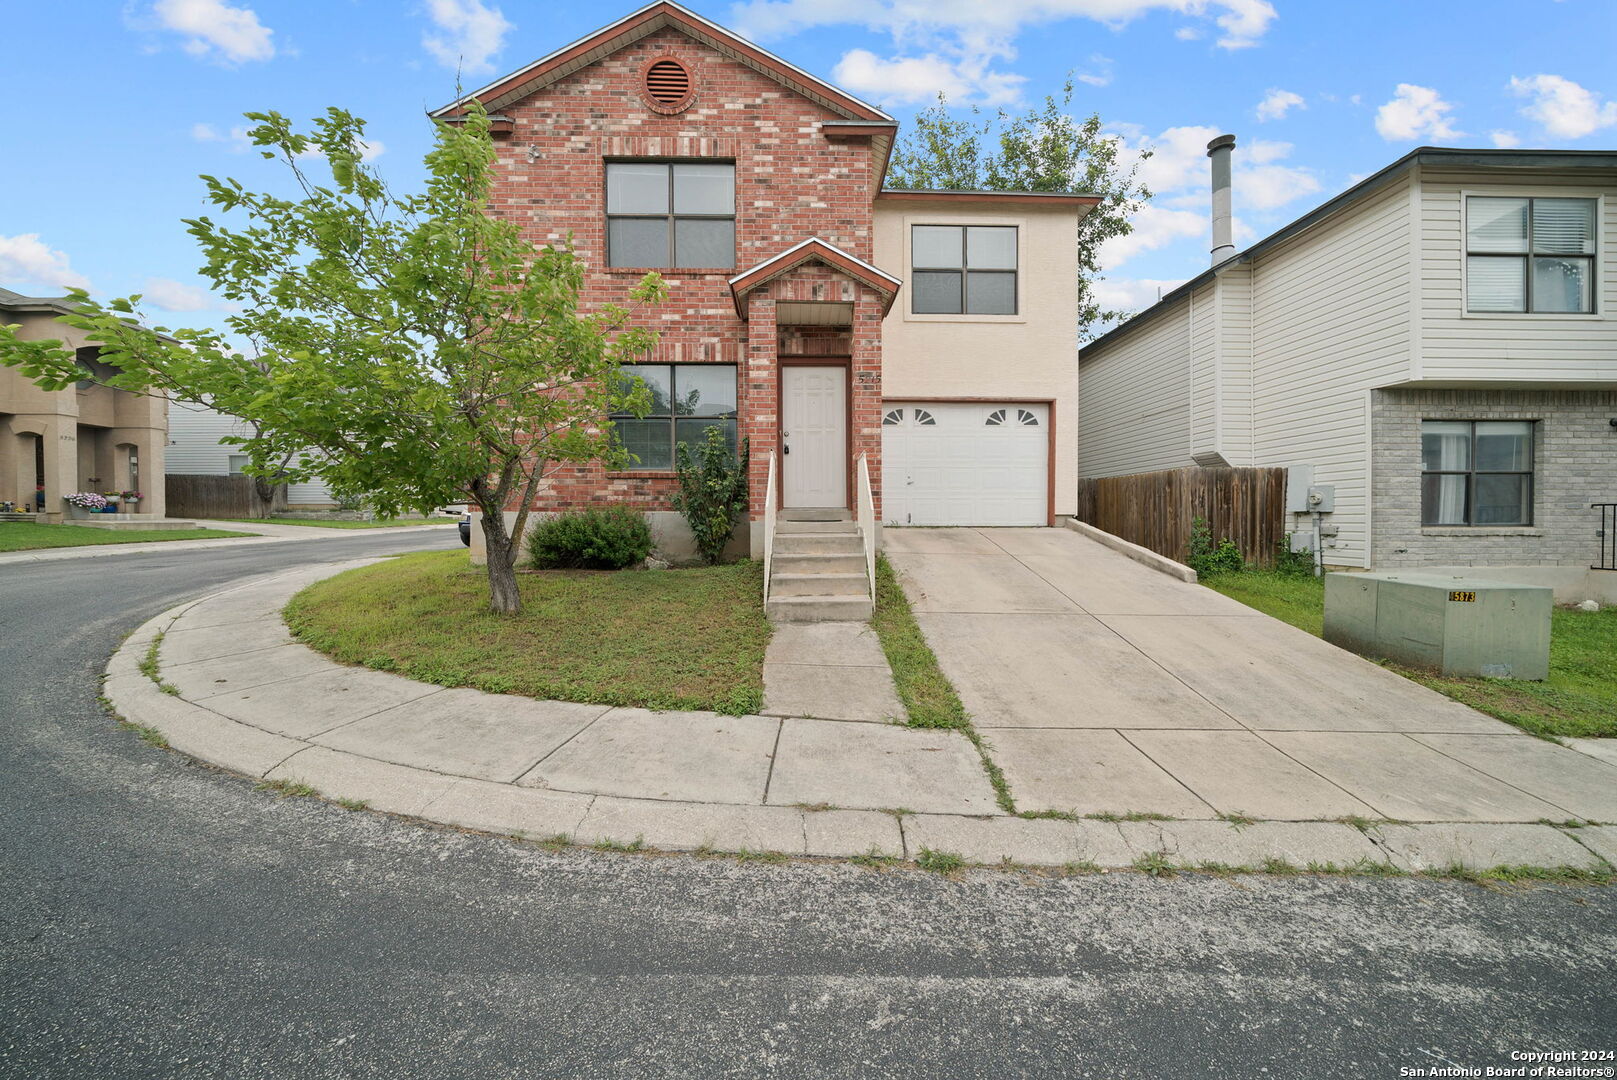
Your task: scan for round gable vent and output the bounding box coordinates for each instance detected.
[641,57,694,113]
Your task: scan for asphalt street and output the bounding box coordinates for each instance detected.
[2,529,1614,1079]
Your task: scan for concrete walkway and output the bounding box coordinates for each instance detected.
[886,526,1617,828]
[101,557,1617,873]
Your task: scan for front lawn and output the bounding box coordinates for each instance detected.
[0,522,254,552]
[214,516,449,529]
[1204,570,1617,739]
[284,550,770,715]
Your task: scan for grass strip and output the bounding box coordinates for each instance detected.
[871,554,1016,812]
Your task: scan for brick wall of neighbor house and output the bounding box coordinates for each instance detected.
[486,25,880,517]
[1370,388,1617,568]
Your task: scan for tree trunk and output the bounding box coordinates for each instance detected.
[252,477,278,520]
[480,509,522,615]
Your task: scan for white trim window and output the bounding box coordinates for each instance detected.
[910,225,1018,315]
[606,162,736,269]
[1466,196,1596,313]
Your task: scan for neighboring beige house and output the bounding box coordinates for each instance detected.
[0,287,168,521]
[1079,145,1617,599]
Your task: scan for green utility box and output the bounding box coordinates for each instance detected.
[1324,571,1552,680]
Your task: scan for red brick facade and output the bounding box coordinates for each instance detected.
[474,20,891,526]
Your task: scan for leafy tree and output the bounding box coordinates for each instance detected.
[670,427,749,564]
[0,102,665,614]
[886,79,1151,337]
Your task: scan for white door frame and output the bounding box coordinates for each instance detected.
[781,365,848,508]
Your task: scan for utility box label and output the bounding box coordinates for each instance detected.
[1448,590,1477,603]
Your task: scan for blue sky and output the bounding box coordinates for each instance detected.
[3,0,1615,334]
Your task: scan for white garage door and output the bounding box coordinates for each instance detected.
[882,402,1048,526]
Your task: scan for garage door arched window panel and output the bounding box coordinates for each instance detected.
[882,409,904,425]
[610,363,738,471]
[912,408,936,426]
[910,225,1018,315]
[985,408,1040,427]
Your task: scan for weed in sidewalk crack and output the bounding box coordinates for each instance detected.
[1133,850,1177,878]
[916,848,965,874]
[255,778,317,799]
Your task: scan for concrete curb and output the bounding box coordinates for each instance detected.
[0,523,451,566]
[101,563,1616,876]
[1063,519,1198,583]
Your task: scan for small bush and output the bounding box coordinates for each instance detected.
[1186,516,1244,576]
[670,427,749,564]
[1275,534,1316,577]
[525,506,652,570]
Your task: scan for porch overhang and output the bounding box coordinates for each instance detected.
[726,238,902,319]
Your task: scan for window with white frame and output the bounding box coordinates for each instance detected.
[1420,420,1535,526]
[910,225,1017,315]
[1466,196,1596,313]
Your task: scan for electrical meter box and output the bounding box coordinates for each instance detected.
[1324,571,1552,680]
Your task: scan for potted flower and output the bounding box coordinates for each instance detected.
[64,492,109,519]
[103,490,122,511]
[121,490,142,511]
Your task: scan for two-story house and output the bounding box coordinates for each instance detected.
[437,1,1096,597]
[1079,143,1617,600]
[1,286,169,521]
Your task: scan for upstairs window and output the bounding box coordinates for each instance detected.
[1421,420,1535,526]
[911,225,1017,315]
[606,162,735,269]
[1466,196,1595,313]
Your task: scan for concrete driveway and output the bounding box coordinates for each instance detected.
[886,527,1617,824]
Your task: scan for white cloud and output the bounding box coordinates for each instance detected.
[142,277,233,312]
[1076,54,1113,87]
[0,234,91,293]
[422,0,512,76]
[1508,74,1617,139]
[1255,88,1304,122]
[1374,83,1459,141]
[1174,25,1200,40]
[832,49,1022,105]
[738,1,1274,107]
[152,0,274,64]
[1092,276,1188,315]
[1490,130,1522,148]
[193,121,383,160]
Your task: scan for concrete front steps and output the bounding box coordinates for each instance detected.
[767,513,874,622]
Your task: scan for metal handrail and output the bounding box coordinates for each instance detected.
[856,453,877,599]
[1594,503,1616,571]
[763,451,778,603]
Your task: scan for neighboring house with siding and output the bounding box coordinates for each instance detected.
[1079,145,1617,599]
[166,401,336,506]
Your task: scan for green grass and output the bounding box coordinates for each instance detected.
[871,554,1016,812]
[285,550,770,715]
[0,522,253,552]
[1202,569,1617,739]
[213,516,449,529]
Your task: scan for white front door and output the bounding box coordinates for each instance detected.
[781,366,847,508]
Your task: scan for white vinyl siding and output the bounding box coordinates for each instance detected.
[1245,174,1414,565]
[1078,295,1193,478]
[1215,266,1254,465]
[165,402,335,505]
[1188,282,1218,460]
[1418,168,1617,380]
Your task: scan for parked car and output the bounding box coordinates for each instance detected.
[459,514,471,547]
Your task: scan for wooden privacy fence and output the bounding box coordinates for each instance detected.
[1075,466,1287,567]
[165,475,287,519]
